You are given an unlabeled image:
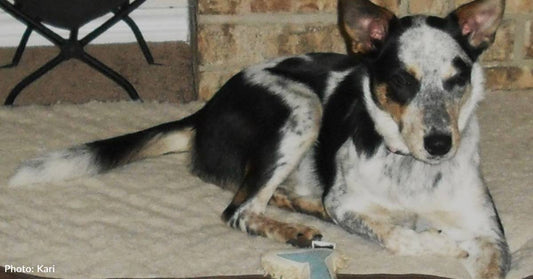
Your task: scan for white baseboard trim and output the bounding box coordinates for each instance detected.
[0,4,189,47]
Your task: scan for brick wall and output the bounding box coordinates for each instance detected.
[197,0,533,100]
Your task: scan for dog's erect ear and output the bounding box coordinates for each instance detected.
[339,0,396,54]
[450,0,505,49]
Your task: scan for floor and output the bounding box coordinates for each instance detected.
[0,41,194,106]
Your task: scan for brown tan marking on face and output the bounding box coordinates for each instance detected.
[444,64,458,80]
[446,102,461,153]
[445,83,475,151]
[399,105,426,159]
[406,65,422,80]
[374,83,408,123]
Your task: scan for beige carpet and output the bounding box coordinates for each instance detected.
[0,92,531,279]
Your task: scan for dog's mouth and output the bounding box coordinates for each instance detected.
[386,145,456,165]
[386,146,409,156]
[420,155,451,165]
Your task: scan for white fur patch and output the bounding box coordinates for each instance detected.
[293,150,323,197]
[398,20,471,86]
[8,146,97,187]
[458,63,485,131]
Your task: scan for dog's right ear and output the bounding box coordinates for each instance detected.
[339,0,396,54]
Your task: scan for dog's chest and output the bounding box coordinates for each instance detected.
[329,140,469,213]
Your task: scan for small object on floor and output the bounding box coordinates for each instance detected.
[261,241,346,279]
[311,240,336,250]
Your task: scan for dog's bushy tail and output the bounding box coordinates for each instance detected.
[8,114,198,186]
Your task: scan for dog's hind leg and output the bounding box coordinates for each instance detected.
[221,147,323,247]
[221,99,323,247]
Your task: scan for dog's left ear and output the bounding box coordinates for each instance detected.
[449,0,505,50]
[339,0,396,54]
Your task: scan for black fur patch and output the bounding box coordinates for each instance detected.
[191,72,291,192]
[88,115,197,171]
[266,53,359,99]
[386,69,421,104]
[316,67,382,194]
[444,57,472,91]
[432,172,443,188]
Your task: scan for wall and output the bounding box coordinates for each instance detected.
[197,0,533,100]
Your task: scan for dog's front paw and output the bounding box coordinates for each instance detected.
[233,212,322,247]
[284,225,323,247]
[460,237,511,279]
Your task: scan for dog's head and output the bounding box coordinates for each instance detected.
[340,0,504,164]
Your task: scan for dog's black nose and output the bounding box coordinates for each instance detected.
[424,133,452,156]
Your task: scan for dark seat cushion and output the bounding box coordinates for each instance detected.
[14,0,128,29]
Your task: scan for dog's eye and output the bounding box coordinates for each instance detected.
[386,72,419,104]
[444,57,472,91]
[454,72,469,85]
[444,73,470,91]
[391,73,413,87]
[454,75,468,86]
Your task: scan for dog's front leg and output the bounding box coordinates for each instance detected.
[442,204,511,278]
[331,210,468,258]
[458,236,510,279]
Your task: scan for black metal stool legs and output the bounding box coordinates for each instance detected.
[79,52,141,101]
[69,28,140,102]
[122,15,158,65]
[1,0,151,105]
[4,26,141,105]
[0,27,33,69]
[4,49,142,105]
[4,53,65,105]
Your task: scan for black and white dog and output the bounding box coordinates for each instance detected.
[10,0,510,278]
